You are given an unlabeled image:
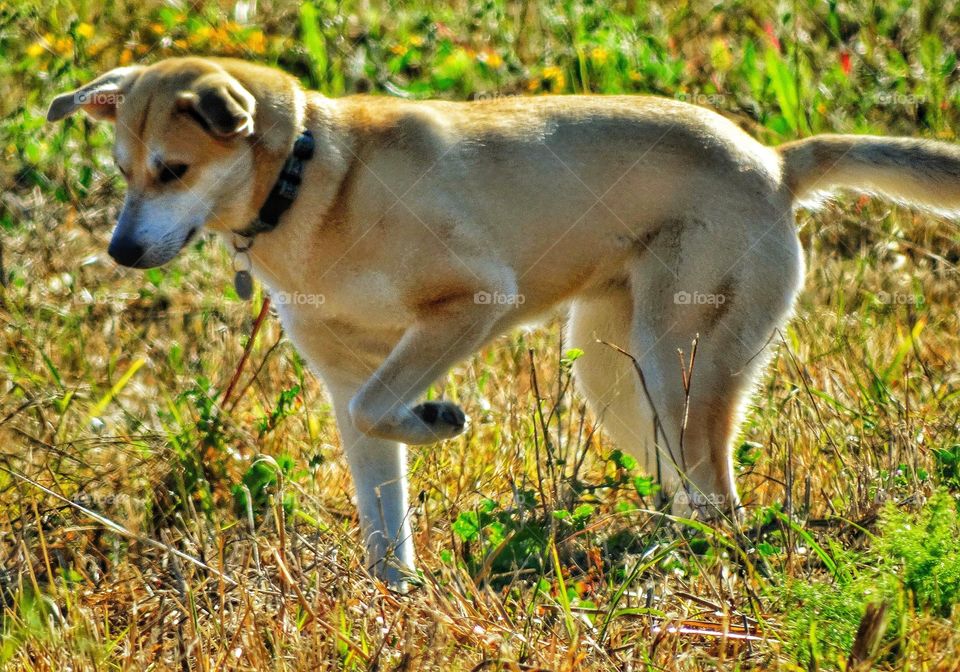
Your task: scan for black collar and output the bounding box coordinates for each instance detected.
[235,129,315,238]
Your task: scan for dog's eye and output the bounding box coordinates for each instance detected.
[158,163,189,184]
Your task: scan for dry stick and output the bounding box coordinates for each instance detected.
[848,602,889,669]
[269,546,313,624]
[469,660,552,672]
[527,350,551,520]
[528,349,556,466]
[242,484,262,575]
[221,297,272,408]
[601,338,742,526]
[675,336,699,477]
[30,498,55,592]
[1,465,238,586]
[597,339,679,505]
[227,332,284,414]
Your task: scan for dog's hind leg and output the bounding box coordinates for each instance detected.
[625,213,803,518]
[567,287,669,488]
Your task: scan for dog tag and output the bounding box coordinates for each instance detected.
[234,270,253,300]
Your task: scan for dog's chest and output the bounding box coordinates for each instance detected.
[265,261,414,330]
[272,283,406,380]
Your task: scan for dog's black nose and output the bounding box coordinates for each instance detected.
[108,236,146,267]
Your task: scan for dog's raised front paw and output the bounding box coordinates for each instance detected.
[411,400,467,440]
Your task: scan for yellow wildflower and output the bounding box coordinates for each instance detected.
[119,48,133,65]
[54,36,74,55]
[246,31,266,54]
[542,65,565,92]
[590,46,608,64]
[27,42,46,57]
[76,22,94,39]
[85,41,106,58]
[477,49,503,68]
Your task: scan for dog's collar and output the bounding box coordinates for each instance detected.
[236,129,316,238]
[231,129,315,300]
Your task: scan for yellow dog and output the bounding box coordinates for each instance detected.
[49,57,960,583]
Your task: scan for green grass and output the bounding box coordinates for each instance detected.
[778,491,960,666]
[2,0,960,669]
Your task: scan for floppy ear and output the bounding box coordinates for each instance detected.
[175,72,256,139]
[47,66,144,122]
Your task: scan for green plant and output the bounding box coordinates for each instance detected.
[933,444,960,491]
[779,491,960,666]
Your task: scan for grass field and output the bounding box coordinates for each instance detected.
[2,0,960,669]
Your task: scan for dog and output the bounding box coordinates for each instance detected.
[48,57,960,583]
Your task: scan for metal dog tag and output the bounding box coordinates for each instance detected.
[234,270,253,300]
[231,235,255,301]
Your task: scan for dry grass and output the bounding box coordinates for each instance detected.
[3,0,960,669]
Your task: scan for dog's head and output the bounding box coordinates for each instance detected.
[48,58,265,268]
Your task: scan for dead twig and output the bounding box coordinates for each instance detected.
[221,296,272,409]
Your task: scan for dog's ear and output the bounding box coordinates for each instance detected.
[175,72,256,139]
[47,66,144,122]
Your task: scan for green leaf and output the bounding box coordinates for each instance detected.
[452,511,481,542]
[299,2,328,88]
[735,441,763,467]
[765,48,802,134]
[633,475,658,497]
[572,504,595,522]
[561,348,585,368]
[757,542,780,557]
[609,450,637,471]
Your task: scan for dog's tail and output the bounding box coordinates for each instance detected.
[778,134,960,215]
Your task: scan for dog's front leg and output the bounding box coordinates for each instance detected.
[327,383,415,585]
[348,292,512,446]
